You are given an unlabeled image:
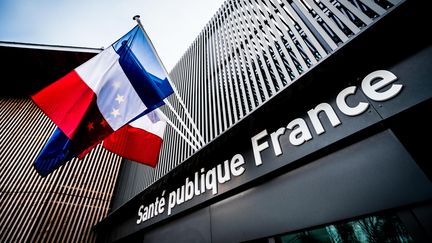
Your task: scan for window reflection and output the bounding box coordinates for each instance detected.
[252,214,413,243]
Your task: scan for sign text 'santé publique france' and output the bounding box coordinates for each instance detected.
[136,70,403,225]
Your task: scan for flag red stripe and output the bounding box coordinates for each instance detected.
[103,125,163,167]
[31,70,95,139]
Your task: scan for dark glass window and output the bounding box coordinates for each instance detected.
[248,214,413,243]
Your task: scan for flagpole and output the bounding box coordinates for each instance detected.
[133,15,206,147]
[155,109,198,151]
[164,99,202,148]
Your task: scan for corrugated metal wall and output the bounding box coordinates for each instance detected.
[111,0,404,209]
[0,98,123,242]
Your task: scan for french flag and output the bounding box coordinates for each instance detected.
[103,109,166,167]
[32,25,173,176]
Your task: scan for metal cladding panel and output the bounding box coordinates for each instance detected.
[209,130,432,242]
[366,46,432,119]
[127,130,432,243]
[142,207,211,243]
[0,98,123,243]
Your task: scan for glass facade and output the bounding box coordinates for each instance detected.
[250,213,413,243]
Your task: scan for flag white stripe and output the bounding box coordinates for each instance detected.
[75,47,148,131]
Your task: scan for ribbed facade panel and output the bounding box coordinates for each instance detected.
[0,98,123,242]
[112,0,403,208]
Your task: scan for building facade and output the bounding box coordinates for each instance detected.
[101,0,432,242]
[112,0,410,208]
[2,0,431,242]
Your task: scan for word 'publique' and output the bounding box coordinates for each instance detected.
[136,70,403,225]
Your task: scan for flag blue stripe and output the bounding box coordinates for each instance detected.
[112,25,173,111]
[116,42,173,110]
[34,128,75,177]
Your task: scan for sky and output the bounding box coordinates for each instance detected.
[0,0,225,71]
